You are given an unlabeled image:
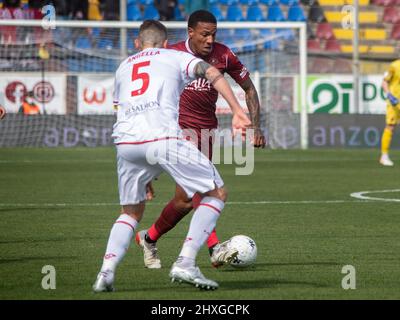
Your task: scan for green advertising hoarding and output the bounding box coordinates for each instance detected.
[298,75,388,114]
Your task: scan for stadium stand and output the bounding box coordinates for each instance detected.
[308,4,327,23]
[325,38,341,52]
[260,0,279,5]
[143,4,160,20]
[391,25,400,40]
[174,6,184,21]
[226,4,245,21]
[287,5,307,21]
[303,0,400,59]
[383,7,400,24]
[307,38,322,50]
[246,4,266,21]
[127,2,142,21]
[266,5,286,21]
[315,22,334,40]
[210,4,225,21]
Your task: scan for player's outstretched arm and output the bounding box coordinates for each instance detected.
[194,61,251,130]
[239,78,266,148]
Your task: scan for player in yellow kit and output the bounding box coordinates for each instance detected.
[380,59,400,166]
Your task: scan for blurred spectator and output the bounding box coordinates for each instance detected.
[28,1,47,9]
[19,91,40,115]
[52,0,69,19]
[155,0,177,21]
[88,0,102,20]
[4,0,20,7]
[102,0,119,20]
[68,0,88,20]
[184,0,208,17]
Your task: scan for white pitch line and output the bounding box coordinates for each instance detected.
[228,200,370,204]
[0,199,374,208]
[0,158,386,164]
[350,189,400,202]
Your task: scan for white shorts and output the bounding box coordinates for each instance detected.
[116,138,224,205]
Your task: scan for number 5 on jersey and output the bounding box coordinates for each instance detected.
[131,61,150,97]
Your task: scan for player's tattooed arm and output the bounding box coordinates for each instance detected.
[194,61,223,85]
[240,78,266,148]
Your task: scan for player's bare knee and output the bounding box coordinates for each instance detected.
[121,204,144,222]
[206,187,227,202]
[173,198,193,214]
[218,187,228,202]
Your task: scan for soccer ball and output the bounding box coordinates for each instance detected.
[229,235,257,268]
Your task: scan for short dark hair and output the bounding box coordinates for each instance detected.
[188,10,217,29]
[139,20,168,46]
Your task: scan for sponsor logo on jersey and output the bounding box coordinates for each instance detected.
[240,67,248,79]
[186,78,212,91]
[124,100,160,116]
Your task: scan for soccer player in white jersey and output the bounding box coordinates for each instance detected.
[92,20,251,292]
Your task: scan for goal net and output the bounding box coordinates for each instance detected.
[0,20,307,149]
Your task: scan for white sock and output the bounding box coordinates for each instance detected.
[100,214,138,273]
[177,197,224,267]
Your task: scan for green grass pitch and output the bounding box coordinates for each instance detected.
[0,147,399,300]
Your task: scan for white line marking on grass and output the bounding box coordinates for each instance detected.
[0,199,374,208]
[0,158,385,164]
[228,200,369,204]
[350,189,400,202]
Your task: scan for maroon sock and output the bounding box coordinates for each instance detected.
[147,199,190,241]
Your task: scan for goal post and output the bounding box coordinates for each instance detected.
[0,19,307,149]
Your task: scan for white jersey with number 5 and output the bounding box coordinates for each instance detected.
[112,48,202,144]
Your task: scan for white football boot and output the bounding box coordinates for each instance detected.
[92,270,115,293]
[210,240,239,268]
[380,154,394,167]
[169,263,219,290]
[135,230,161,269]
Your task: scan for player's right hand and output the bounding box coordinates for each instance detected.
[252,127,266,148]
[387,93,399,106]
[232,112,251,140]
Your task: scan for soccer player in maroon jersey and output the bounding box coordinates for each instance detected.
[135,10,266,269]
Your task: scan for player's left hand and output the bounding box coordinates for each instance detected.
[251,127,266,148]
[232,112,251,140]
[0,106,6,120]
[146,182,155,201]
